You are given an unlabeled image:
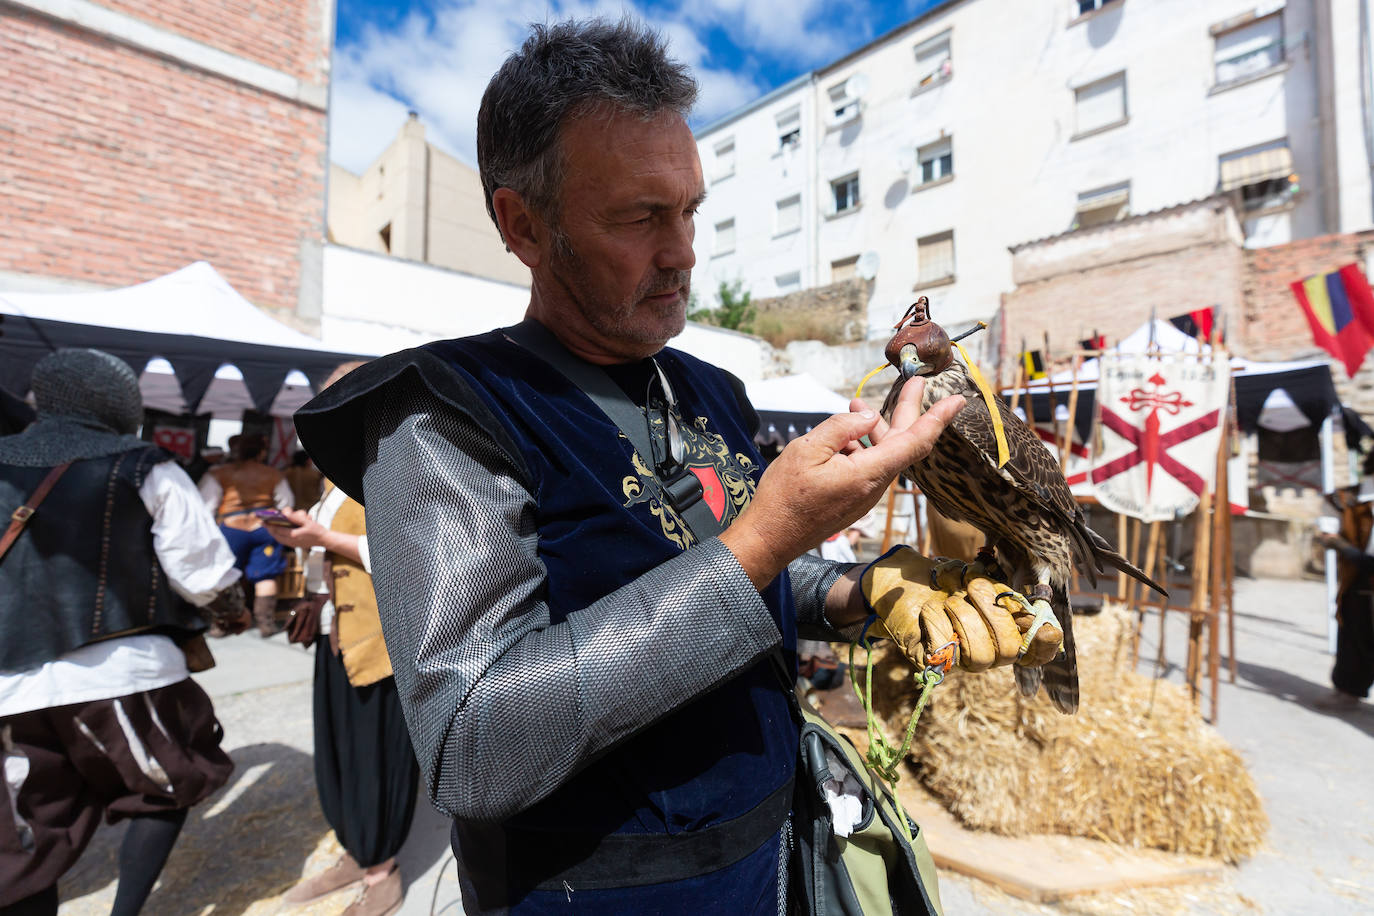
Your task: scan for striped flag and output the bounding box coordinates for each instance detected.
[1168,307,1218,343]
[1290,264,1374,377]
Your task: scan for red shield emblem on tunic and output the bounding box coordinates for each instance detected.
[689,466,727,522]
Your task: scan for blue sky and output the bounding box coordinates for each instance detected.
[330,0,950,173]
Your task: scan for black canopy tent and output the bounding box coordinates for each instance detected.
[0,313,368,417]
[0,262,373,420]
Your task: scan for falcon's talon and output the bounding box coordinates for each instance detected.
[1020,598,1064,656]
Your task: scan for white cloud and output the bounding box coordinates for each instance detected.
[328,76,413,174]
[676,0,855,63]
[331,0,785,169]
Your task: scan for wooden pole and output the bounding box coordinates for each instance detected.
[1059,354,1082,471]
[1154,523,1171,670]
[1209,422,1228,721]
[1009,358,1026,416]
[1138,521,1161,666]
[1189,483,1214,710]
[1116,512,1129,602]
[881,480,898,554]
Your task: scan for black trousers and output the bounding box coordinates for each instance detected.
[313,639,420,867]
[1333,590,1374,699]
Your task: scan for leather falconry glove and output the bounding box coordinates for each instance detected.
[860,546,1062,673]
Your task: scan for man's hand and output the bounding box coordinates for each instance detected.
[720,378,964,590]
[264,508,329,549]
[862,546,1061,673]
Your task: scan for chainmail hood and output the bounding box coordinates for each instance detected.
[0,349,150,467]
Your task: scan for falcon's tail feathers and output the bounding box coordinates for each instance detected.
[1084,525,1168,597]
[1013,583,1079,714]
[1041,583,1078,714]
[1013,664,1041,698]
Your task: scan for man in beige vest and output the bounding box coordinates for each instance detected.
[266,363,418,916]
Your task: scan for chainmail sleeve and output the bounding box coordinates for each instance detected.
[361,379,782,823]
[788,553,863,641]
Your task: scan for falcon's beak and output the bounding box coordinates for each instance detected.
[898,344,930,380]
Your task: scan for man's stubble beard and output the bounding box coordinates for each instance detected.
[549,234,690,350]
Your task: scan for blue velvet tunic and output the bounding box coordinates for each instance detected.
[425,330,798,912]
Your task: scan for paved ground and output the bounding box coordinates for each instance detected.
[55,575,1372,915]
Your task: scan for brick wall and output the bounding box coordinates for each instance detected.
[95,0,329,82]
[1241,231,1374,359]
[999,241,1245,379]
[1243,230,1374,435]
[0,6,326,315]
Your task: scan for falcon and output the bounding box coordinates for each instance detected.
[880,298,1165,713]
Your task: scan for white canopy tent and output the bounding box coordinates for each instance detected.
[746,374,851,449]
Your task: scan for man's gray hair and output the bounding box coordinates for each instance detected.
[477,18,698,242]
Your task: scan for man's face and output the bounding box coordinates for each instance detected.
[534,109,705,362]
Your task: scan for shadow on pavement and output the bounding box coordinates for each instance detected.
[1233,660,1374,740]
[60,741,330,914]
[397,800,457,895]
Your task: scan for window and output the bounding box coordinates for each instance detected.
[713,218,735,255]
[831,255,860,282]
[713,138,735,181]
[831,173,860,215]
[914,31,952,89]
[1074,72,1127,137]
[776,194,801,235]
[776,107,801,152]
[1076,0,1120,14]
[379,222,392,253]
[1074,183,1130,229]
[917,139,953,185]
[916,231,955,286]
[1214,14,1284,86]
[828,81,861,125]
[775,271,801,294]
[1219,140,1294,212]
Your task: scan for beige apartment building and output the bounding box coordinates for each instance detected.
[327,113,530,288]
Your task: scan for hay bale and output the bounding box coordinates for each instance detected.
[859,604,1268,864]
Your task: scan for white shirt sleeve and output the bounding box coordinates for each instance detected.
[358,535,371,575]
[141,462,241,606]
[197,471,222,512]
[273,477,294,511]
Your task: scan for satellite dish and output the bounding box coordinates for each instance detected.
[896,147,915,175]
[856,251,880,280]
[847,72,871,100]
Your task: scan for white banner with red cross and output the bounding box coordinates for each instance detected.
[1091,355,1231,522]
[1030,421,1094,498]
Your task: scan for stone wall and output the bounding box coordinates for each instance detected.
[750,278,872,344]
[1000,199,1246,381]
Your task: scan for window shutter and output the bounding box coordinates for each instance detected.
[1075,74,1126,134]
[776,195,801,234]
[714,219,735,254]
[917,231,955,284]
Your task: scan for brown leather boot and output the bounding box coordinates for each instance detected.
[252,595,280,637]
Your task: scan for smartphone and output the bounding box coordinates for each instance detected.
[253,508,298,527]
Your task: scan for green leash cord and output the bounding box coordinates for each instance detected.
[847,631,943,790]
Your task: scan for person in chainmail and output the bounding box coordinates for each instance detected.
[0,349,247,916]
[295,19,967,915]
